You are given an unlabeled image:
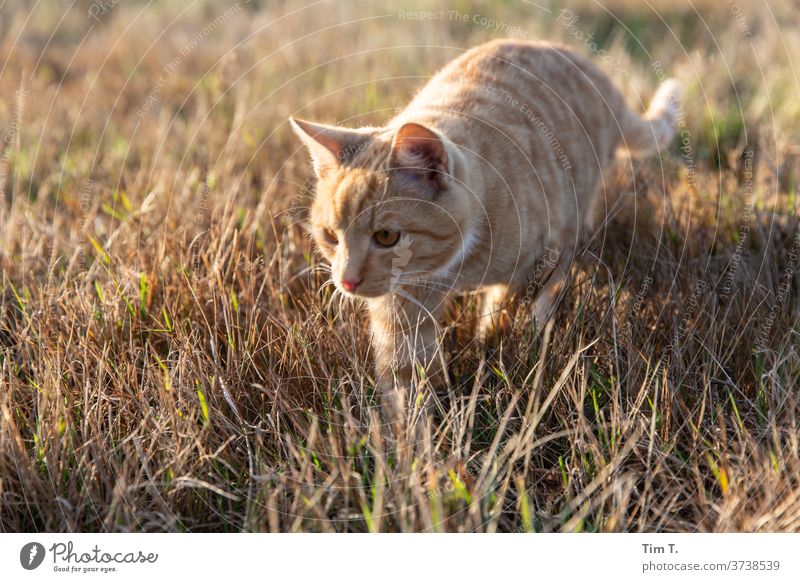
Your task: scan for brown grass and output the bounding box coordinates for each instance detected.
[0,0,799,532]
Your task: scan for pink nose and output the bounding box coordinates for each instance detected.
[340,278,362,293]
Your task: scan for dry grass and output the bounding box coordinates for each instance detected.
[1,0,799,532]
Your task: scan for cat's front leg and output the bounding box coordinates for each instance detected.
[476,283,515,343]
[367,286,447,421]
[532,246,574,324]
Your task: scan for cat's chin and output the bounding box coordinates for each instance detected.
[334,284,387,299]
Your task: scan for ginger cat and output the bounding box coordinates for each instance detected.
[290,39,680,415]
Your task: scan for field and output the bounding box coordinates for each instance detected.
[1,0,799,532]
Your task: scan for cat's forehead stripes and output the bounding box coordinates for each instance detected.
[335,137,396,207]
[311,133,399,229]
[323,168,386,229]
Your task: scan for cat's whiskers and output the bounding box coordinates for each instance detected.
[393,278,455,293]
[312,264,332,276]
[292,264,331,282]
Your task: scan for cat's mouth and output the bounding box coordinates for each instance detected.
[336,275,432,298]
[334,280,385,299]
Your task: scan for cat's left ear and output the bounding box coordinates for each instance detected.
[290,117,370,178]
[390,123,451,190]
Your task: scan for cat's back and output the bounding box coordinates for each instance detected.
[436,39,598,86]
[402,39,627,143]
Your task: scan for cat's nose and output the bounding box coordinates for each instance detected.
[340,278,363,293]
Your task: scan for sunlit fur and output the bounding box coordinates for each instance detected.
[291,39,681,406]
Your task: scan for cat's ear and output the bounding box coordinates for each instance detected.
[390,123,450,190]
[290,118,369,178]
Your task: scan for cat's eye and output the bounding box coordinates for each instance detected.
[321,228,338,245]
[373,229,400,248]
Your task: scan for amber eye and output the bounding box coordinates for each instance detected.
[321,228,338,245]
[373,229,400,248]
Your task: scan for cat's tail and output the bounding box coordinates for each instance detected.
[620,78,682,154]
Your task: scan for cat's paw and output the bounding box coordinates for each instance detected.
[532,287,558,329]
[476,306,512,345]
[477,284,514,344]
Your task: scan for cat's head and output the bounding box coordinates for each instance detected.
[290,117,473,298]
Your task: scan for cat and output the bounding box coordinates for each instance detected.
[290,39,681,416]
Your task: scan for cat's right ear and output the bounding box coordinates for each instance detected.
[289,118,369,178]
